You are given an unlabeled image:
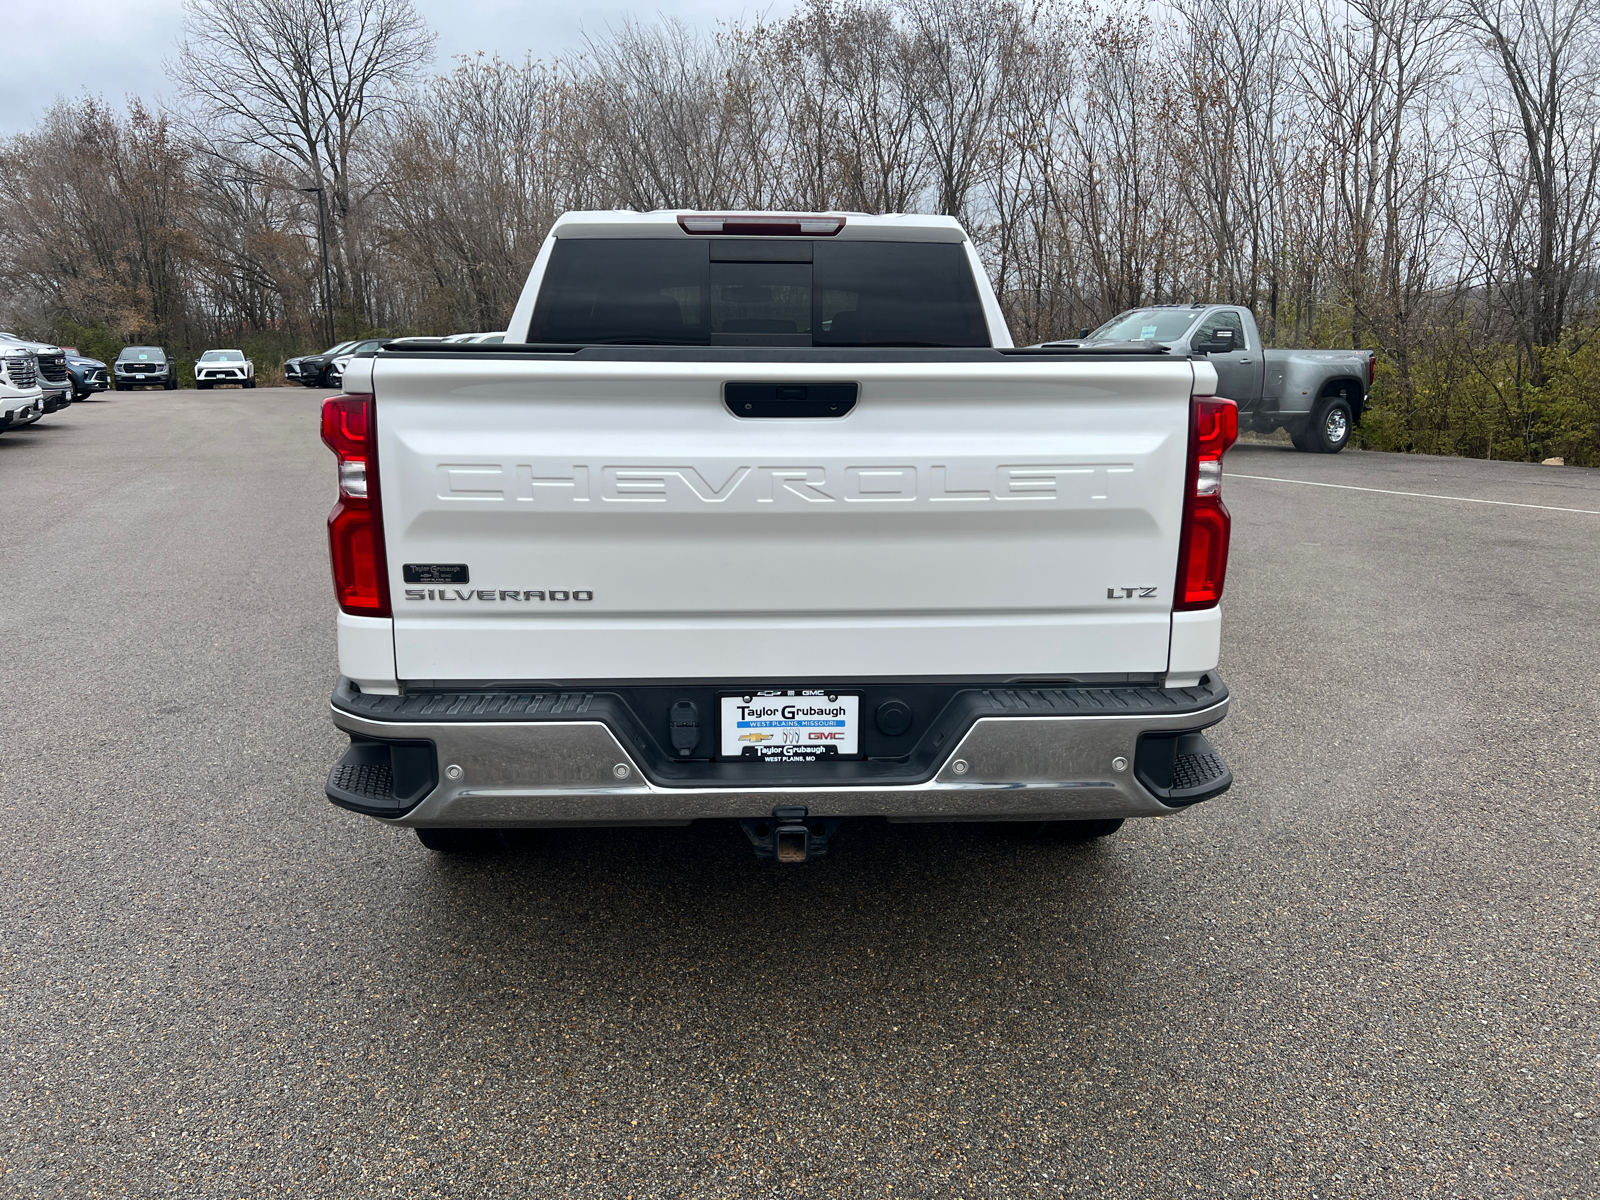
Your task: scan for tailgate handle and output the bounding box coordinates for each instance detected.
[725,381,858,418]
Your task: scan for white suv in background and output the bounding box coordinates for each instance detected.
[0,334,72,411]
[0,347,45,432]
[195,349,256,389]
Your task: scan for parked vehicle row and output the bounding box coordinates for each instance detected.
[195,349,256,389]
[1,333,75,414]
[287,339,375,388]
[107,346,261,392]
[285,334,502,388]
[0,337,264,436]
[2,332,75,433]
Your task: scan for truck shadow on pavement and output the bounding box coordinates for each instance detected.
[385,817,1158,1054]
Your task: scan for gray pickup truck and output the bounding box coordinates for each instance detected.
[1072,305,1374,453]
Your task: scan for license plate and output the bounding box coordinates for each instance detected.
[720,691,861,761]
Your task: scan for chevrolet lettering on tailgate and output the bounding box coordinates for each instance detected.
[435,461,1137,506]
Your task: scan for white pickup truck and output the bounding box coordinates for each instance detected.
[321,211,1236,860]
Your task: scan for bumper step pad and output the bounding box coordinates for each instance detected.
[325,738,438,817]
[1133,731,1232,806]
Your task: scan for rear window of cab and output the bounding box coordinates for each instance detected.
[529,239,990,348]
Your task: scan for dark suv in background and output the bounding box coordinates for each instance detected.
[64,350,110,398]
[114,347,177,390]
[285,341,355,387]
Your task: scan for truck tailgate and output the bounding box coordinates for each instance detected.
[373,355,1196,682]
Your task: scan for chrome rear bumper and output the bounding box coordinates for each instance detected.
[328,684,1231,828]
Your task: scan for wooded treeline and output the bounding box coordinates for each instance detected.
[2,0,1598,462]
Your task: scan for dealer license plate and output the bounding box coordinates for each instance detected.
[720,691,861,761]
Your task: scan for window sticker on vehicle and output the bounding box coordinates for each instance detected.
[720,691,860,761]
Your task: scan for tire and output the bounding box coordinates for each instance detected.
[197,381,211,390]
[1007,817,1125,841]
[415,827,494,853]
[1286,419,1317,452]
[245,378,257,389]
[164,378,177,390]
[1308,396,1353,453]
[1045,818,1125,840]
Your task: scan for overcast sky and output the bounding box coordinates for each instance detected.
[3,0,790,135]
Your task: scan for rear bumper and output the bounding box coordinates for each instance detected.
[326,675,1232,827]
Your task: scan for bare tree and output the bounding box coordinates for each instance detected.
[383,54,588,331]
[898,0,1028,221]
[578,19,781,210]
[0,98,194,345]
[1453,0,1600,379]
[771,0,929,213]
[1299,0,1455,355]
[170,0,434,330]
[1173,0,1299,320]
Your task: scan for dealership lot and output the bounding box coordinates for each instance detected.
[1,390,1595,1197]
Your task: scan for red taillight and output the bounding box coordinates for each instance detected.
[1174,396,1238,611]
[677,214,846,236]
[320,395,390,617]
[1367,352,1376,388]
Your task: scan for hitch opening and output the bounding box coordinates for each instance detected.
[739,806,842,863]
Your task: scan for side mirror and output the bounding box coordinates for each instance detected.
[1196,328,1236,354]
[1079,327,1092,339]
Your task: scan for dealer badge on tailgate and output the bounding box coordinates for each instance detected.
[720,691,861,762]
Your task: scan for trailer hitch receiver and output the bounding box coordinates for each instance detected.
[738,807,842,863]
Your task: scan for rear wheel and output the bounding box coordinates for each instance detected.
[1309,396,1353,453]
[415,827,493,853]
[1287,419,1316,452]
[1017,818,1125,841]
[1055,818,1124,840]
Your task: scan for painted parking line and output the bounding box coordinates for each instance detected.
[1223,472,1600,516]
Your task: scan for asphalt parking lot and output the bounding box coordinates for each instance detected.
[2,389,1596,1198]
